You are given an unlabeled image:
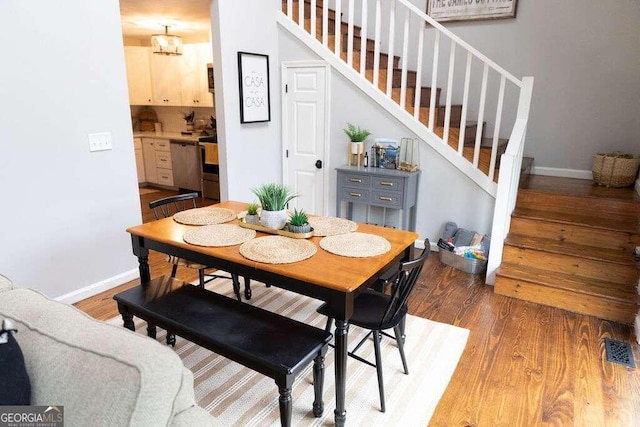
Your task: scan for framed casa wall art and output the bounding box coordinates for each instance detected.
[427,0,517,23]
[237,52,271,123]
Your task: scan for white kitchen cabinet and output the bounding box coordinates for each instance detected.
[124,47,153,105]
[181,44,213,107]
[133,137,145,182]
[142,139,158,184]
[150,54,183,106]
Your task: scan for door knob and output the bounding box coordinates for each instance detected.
[315,160,323,169]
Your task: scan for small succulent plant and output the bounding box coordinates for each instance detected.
[246,202,260,216]
[289,208,309,227]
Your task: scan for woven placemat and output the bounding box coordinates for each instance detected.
[183,224,256,247]
[173,207,237,225]
[308,216,358,236]
[319,232,391,257]
[239,236,317,264]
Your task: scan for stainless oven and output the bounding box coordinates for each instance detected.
[199,136,220,201]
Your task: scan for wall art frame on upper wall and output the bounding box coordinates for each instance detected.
[237,52,271,123]
[427,0,518,23]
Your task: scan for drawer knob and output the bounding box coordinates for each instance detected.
[380,181,394,187]
[349,178,362,183]
[349,192,362,197]
[379,196,393,202]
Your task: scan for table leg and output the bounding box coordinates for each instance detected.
[334,319,348,427]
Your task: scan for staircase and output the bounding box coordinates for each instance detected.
[494,176,640,324]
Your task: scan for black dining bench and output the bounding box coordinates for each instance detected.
[113,276,332,427]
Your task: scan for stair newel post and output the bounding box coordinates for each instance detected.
[399,7,411,109]
[489,75,507,180]
[385,0,396,97]
[413,21,425,119]
[334,0,342,54]
[443,40,457,146]
[428,30,440,130]
[373,0,382,87]
[347,0,355,67]
[359,0,369,76]
[458,51,473,155]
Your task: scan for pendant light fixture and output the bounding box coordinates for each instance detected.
[151,25,183,56]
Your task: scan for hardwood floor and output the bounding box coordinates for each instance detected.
[74,185,640,426]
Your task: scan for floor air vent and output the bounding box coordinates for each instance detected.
[604,338,636,368]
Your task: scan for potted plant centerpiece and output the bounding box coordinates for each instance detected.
[251,183,298,230]
[245,202,260,225]
[288,208,311,234]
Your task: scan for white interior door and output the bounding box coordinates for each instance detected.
[283,63,329,215]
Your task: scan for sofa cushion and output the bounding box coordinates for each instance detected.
[0,288,201,427]
[0,324,31,405]
[0,274,13,293]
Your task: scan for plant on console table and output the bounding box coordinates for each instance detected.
[288,208,311,234]
[251,183,298,230]
[344,122,371,166]
[245,202,260,225]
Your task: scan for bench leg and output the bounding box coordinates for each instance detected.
[146,323,157,339]
[243,276,252,300]
[277,384,292,427]
[313,348,327,417]
[231,274,241,301]
[118,304,135,331]
[166,332,176,347]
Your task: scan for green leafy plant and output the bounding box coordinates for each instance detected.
[289,208,308,226]
[251,183,298,211]
[246,202,260,216]
[343,122,371,142]
[183,111,195,123]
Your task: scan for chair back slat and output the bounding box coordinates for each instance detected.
[149,192,199,219]
[379,239,430,327]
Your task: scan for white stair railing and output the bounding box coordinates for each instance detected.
[279,0,534,279]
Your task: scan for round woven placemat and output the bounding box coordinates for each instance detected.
[308,216,358,236]
[183,224,256,247]
[173,207,237,225]
[239,236,317,264]
[320,232,391,257]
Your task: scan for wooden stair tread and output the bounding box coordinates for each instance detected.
[512,206,640,234]
[497,262,637,302]
[505,234,640,266]
[522,175,640,203]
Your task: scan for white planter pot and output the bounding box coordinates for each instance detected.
[260,209,288,230]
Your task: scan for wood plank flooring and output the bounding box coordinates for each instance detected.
[74,185,640,426]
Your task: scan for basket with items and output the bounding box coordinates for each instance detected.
[592,152,640,188]
[437,222,490,274]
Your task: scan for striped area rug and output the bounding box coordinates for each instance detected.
[109,277,469,426]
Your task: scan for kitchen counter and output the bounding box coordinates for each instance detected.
[133,131,208,143]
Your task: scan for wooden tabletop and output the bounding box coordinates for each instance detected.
[127,200,419,293]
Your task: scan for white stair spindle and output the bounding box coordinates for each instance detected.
[399,8,411,109]
[298,0,304,29]
[473,63,489,167]
[322,0,329,46]
[489,75,506,180]
[360,0,368,76]
[335,0,342,55]
[287,0,293,19]
[385,0,396,97]
[311,0,317,38]
[373,0,382,87]
[458,51,472,154]
[413,22,425,120]
[428,31,440,130]
[347,0,354,67]
[443,40,456,147]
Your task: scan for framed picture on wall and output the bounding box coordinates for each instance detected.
[237,52,271,123]
[427,0,517,22]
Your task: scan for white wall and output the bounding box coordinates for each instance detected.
[211,0,283,203]
[0,0,141,300]
[278,32,495,242]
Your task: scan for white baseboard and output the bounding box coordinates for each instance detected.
[55,268,139,305]
[531,166,592,180]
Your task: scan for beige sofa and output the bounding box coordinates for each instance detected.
[0,274,214,427]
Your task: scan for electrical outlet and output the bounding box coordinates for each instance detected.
[88,132,113,152]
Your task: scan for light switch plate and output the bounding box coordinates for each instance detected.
[88,132,113,152]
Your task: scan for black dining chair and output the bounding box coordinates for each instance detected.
[317,239,430,412]
[149,192,249,301]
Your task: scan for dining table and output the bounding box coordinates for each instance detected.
[126,200,419,426]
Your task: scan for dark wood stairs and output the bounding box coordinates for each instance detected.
[494,176,640,324]
[284,0,533,184]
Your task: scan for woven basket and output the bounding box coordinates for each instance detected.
[592,153,640,187]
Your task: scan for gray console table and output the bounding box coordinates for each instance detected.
[336,166,420,231]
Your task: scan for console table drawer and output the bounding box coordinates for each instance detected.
[372,177,403,192]
[341,188,370,203]
[340,174,371,188]
[371,191,403,209]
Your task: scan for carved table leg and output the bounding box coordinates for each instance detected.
[334,319,348,427]
[120,311,135,331]
[138,254,150,283]
[312,351,326,417]
[278,384,292,427]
